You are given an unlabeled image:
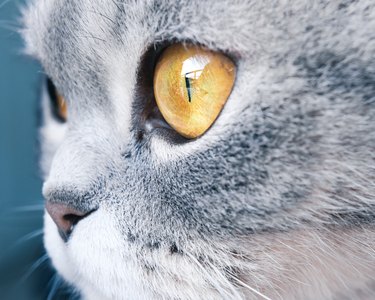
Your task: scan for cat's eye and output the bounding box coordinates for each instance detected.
[47,78,68,122]
[153,43,236,139]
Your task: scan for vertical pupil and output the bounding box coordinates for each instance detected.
[184,69,203,103]
[185,76,192,102]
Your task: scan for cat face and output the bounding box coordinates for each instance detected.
[22,0,375,299]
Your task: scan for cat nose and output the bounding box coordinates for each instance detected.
[45,202,93,242]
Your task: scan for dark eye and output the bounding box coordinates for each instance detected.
[46,78,68,122]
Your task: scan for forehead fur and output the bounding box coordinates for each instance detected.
[22,0,375,97]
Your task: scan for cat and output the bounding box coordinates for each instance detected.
[21,0,375,299]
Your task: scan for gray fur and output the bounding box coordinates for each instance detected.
[22,0,375,299]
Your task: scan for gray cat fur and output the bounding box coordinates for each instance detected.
[22,0,375,299]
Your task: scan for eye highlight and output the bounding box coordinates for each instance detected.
[153,43,236,139]
[47,78,68,122]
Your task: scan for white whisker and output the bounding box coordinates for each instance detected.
[11,228,43,247]
[205,259,244,299]
[226,272,272,300]
[185,252,237,299]
[0,0,11,10]
[19,254,49,284]
[9,204,44,213]
[47,274,62,300]
[0,229,43,264]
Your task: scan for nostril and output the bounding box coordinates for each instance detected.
[45,202,96,242]
[61,213,85,237]
[63,213,84,225]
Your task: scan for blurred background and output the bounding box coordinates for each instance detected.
[0,1,70,299]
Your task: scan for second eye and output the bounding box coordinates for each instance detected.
[47,78,68,122]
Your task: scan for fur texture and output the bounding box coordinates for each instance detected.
[22,0,375,299]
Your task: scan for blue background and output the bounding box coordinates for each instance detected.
[0,1,69,299]
[0,0,42,227]
[0,0,42,198]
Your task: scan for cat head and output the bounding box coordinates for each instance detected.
[22,0,375,298]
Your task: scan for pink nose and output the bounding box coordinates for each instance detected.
[45,202,91,241]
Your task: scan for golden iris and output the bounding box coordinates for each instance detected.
[153,43,236,139]
[56,93,67,121]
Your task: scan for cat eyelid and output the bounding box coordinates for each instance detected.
[150,40,240,69]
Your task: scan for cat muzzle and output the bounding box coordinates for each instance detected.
[45,202,95,242]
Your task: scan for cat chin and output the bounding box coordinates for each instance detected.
[44,207,375,300]
[44,210,154,300]
[44,208,248,300]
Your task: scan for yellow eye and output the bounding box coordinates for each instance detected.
[47,78,68,122]
[153,43,236,139]
[56,93,68,121]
